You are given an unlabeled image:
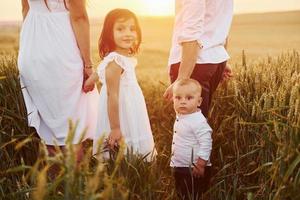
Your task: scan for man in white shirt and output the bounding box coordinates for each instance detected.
[171,79,212,199]
[164,0,234,118]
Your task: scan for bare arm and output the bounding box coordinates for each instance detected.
[106,61,123,148]
[163,41,200,100]
[163,0,204,100]
[68,0,91,66]
[177,41,200,79]
[21,0,29,20]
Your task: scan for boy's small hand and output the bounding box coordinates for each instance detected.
[192,158,207,178]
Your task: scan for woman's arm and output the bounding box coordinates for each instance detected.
[106,61,123,148]
[68,0,92,66]
[21,0,29,20]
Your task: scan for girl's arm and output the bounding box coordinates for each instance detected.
[106,61,123,148]
[21,0,29,20]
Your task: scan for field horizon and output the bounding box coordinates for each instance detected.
[1,10,299,68]
[0,9,299,200]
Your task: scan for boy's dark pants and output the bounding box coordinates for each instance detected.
[173,166,212,200]
[170,62,226,118]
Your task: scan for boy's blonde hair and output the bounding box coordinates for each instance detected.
[173,78,202,95]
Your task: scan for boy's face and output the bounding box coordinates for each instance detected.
[113,18,137,51]
[173,84,202,115]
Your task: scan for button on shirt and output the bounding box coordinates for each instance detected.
[170,111,212,167]
[168,0,234,68]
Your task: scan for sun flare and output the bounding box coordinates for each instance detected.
[139,0,174,16]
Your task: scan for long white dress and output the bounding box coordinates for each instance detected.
[93,52,156,160]
[18,0,99,145]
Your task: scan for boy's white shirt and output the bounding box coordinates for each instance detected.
[170,110,212,167]
[168,0,234,68]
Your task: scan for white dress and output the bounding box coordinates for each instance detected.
[18,0,99,145]
[93,52,156,160]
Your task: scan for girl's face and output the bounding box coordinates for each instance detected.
[113,18,137,53]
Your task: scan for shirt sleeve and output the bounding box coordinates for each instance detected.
[193,122,212,161]
[177,0,206,47]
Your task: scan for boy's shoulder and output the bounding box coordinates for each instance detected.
[185,111,211,130]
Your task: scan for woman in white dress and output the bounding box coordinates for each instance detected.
[18,0,98,158]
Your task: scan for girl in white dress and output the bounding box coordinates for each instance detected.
[18,0,98,156]
[84,9,156,160]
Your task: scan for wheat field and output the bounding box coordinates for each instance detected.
[0,11,300,200]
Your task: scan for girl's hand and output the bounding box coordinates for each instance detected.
[108,128,123,149]
[83,72,97,93]
[192,158,207,178]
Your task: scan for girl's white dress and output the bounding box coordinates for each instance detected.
[18,0,99,145]
[93,52,156,160]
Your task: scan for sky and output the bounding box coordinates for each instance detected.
[1,0,300,21]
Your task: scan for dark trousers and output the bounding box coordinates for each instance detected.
[173,166,212,200]
[170,62,226,118]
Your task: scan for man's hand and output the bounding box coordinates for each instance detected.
[222,63,233,82]
[163,83,174,101]
[192,158,207,178]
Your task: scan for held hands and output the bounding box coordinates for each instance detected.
[192,158,207,178]
[82,66,95,93]
[83,72,98,93]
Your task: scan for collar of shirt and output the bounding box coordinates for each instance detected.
[176,110,205,122]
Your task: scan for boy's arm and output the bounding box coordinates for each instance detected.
[192,122,212,177]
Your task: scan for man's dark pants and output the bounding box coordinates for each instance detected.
[170,62,226,118]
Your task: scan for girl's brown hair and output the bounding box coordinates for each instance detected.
[98,9,142,59]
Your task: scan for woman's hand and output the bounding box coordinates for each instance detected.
[108,128,123,149]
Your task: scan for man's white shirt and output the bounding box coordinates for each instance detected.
[170,110,212,167]
[168,0,234,68]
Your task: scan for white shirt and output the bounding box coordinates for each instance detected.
[170,111,212,167]
[168,0,234,67]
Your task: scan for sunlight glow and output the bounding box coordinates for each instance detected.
[139,0,174,16]
[1,0,300,21]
